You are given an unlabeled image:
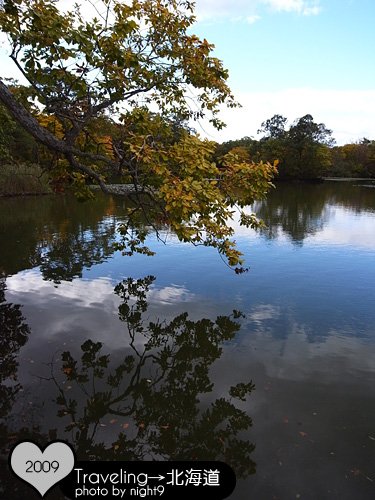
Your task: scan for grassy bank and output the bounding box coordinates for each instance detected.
[0,163,51,196]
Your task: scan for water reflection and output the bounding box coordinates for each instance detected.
[1,181,375,499]
[253,183,331,244]
[0,277,30,419]
[252,181,375,244]
[0,277,34,498]
[325,179,375,214]
[53,277,255,470]
[0,195,120,281]
[1,181,374,284]
[0,276,256,498]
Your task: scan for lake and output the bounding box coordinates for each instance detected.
[1,180,375,499]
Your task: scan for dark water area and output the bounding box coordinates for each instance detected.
[0,181,374,499]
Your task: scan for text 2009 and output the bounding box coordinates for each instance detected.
[25,460,60,473]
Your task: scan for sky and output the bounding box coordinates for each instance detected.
[192,0,375,144]
[0,0,374,145]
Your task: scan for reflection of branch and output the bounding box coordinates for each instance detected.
[47,277,255,472]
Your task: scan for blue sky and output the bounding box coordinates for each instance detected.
[192,0,375,144]
[0,0,374,145]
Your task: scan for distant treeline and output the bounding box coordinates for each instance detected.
[215,114,375,179]
[2,94,375,196]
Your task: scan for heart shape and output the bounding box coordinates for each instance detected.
[10,441,75,497]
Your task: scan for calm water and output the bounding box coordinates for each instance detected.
[1,181,375,499]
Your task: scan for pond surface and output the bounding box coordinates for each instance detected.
[1,181,375,499]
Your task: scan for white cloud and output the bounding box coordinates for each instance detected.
[195,0,257,22]
[194,0,321,21]
[5,270,199,348]
[249,304,281,323]
[198,87,375,145]
[6,270,196,307]
[246,14,262,24]
[148,284,195,305]
[6,271,118,308]
[261,0,321,16]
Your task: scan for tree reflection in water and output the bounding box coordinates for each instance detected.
[54,276,255,476]
[0,276,41,498]
[253,180,375,244]
[0,276,30,426]
[0,275,256,498]
[253,182,328,244]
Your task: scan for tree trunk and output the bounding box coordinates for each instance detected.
[0,80,71,155]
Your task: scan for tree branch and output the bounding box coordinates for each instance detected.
[0,79,120,186]
[10,53,46,100]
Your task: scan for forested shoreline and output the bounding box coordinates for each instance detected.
[2,99,374,197]
[215,114,375,180]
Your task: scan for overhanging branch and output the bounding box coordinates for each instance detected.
[0,79,119,185]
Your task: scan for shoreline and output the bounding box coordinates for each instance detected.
[323,177,375,181]
[0,191,52,198]
[2,178,374,198]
